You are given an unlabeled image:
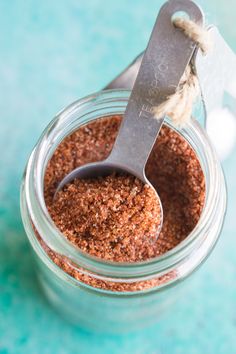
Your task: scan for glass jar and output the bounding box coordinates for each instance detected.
[20,89,226,332]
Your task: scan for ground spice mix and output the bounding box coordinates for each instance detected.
[41,115,205,291]
[52,174,162,262]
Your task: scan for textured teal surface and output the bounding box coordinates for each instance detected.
[0,1,236,353]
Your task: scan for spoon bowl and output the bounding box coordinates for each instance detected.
[54,159,164,238]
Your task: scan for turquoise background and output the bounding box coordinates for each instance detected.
[0,1,236,353]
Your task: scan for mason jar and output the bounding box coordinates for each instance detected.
[20,89,227,332]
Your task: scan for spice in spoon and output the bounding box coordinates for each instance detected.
[52,173,162,262]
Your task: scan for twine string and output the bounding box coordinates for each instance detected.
[153,18,212,127]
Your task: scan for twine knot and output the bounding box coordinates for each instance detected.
[153,18,212,127]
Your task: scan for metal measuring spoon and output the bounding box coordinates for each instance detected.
[105,53,143,91]
[106,23,236,160]
[55,0,203,236]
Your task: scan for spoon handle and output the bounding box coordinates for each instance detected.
[107,0,204,181]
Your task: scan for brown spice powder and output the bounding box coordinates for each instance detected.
[41,115,205,291]
[52,174,162,262]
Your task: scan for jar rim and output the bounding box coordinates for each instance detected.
[22,89,224,279]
